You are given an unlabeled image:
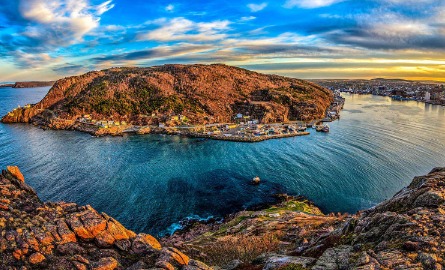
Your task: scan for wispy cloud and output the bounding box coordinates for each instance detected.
[1,0,445,81]
[165,4,175,12]
[240,16,256,22]
[284,0,345,9]
[247,2,268,12]
[91,44,215,64]
[137,17,230,42]
[1,0,114,67]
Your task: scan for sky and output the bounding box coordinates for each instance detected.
[0,0,444,82]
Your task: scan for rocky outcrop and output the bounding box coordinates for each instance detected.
[1,64,333,128]
[1,107,43,124]
[3,164,445,269]
[0,167,210,270]
[165,168,445,269]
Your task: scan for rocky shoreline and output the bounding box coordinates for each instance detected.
[0,166,210,270]
[2,112,313,142]
[162,167,445,269]
[2,165,445,269]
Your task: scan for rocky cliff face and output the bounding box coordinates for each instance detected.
[1,64,333,127]
[165,168,445,269]
[0,166,210,270]
[4,165,444,269]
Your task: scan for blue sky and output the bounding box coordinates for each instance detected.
[1,0,445,81]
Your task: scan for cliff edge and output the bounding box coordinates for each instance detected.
[3,165,445,269]
[164,168,445,269]
[0,166,210,270]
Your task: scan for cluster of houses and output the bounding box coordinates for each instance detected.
[77,115,127,129]
[323,91,345,122]
[234,113,260,125]
[203,122,307,138]
[76,112,192,130]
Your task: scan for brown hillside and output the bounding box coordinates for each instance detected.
[2,64,333,125]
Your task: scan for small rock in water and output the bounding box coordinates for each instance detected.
[252,176,261,185]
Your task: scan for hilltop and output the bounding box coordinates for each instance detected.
[1,64,333,136]
[2,165,445,269]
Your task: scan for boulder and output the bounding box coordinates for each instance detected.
[103,215,135,241]
[56,220,77,244]
[158,247,190,267]
[95,230,115,247]
[91,257,119,270]
[28,252,45,264]
[6,166,25,182]
[131,233,162,254]
[263,255,316,270]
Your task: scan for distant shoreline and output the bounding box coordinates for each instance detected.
[0,81,54,88]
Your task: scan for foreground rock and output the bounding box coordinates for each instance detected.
[3,164,445,269]
[0,167,210,270]
[164,168,445,269]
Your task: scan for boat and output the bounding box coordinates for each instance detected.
[298,126,307,132]
[322,124,330,132]
[316,124,330,132]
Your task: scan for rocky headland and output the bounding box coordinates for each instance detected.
[2,165,445,269]
[1,64,333,138]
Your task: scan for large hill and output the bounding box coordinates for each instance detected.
[1,64,333,127]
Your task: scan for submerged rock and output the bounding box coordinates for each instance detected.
[252,176,261,185]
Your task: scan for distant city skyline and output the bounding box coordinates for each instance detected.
[1,0,445,81]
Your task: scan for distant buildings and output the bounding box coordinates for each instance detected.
[314,79,445,105]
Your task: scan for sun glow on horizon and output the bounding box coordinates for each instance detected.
[1,0,444,82]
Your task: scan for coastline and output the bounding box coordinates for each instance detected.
[54,122,312,142]
[161,167,445,269]
[3,162,445,268]
[3,114,318,142]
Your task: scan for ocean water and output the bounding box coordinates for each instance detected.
[1,87,445,236]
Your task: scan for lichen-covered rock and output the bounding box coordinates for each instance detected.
[6,166,25,182]
[158,247,191,267]
[0,167,208,269]
[263,255,316,270]
[28,252,45,264]
[164,168,445,269]
[91,257,119,270]
[132,233,162,254]
[2,164,445,269]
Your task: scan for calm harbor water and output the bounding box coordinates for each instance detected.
[1,87,445,236]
